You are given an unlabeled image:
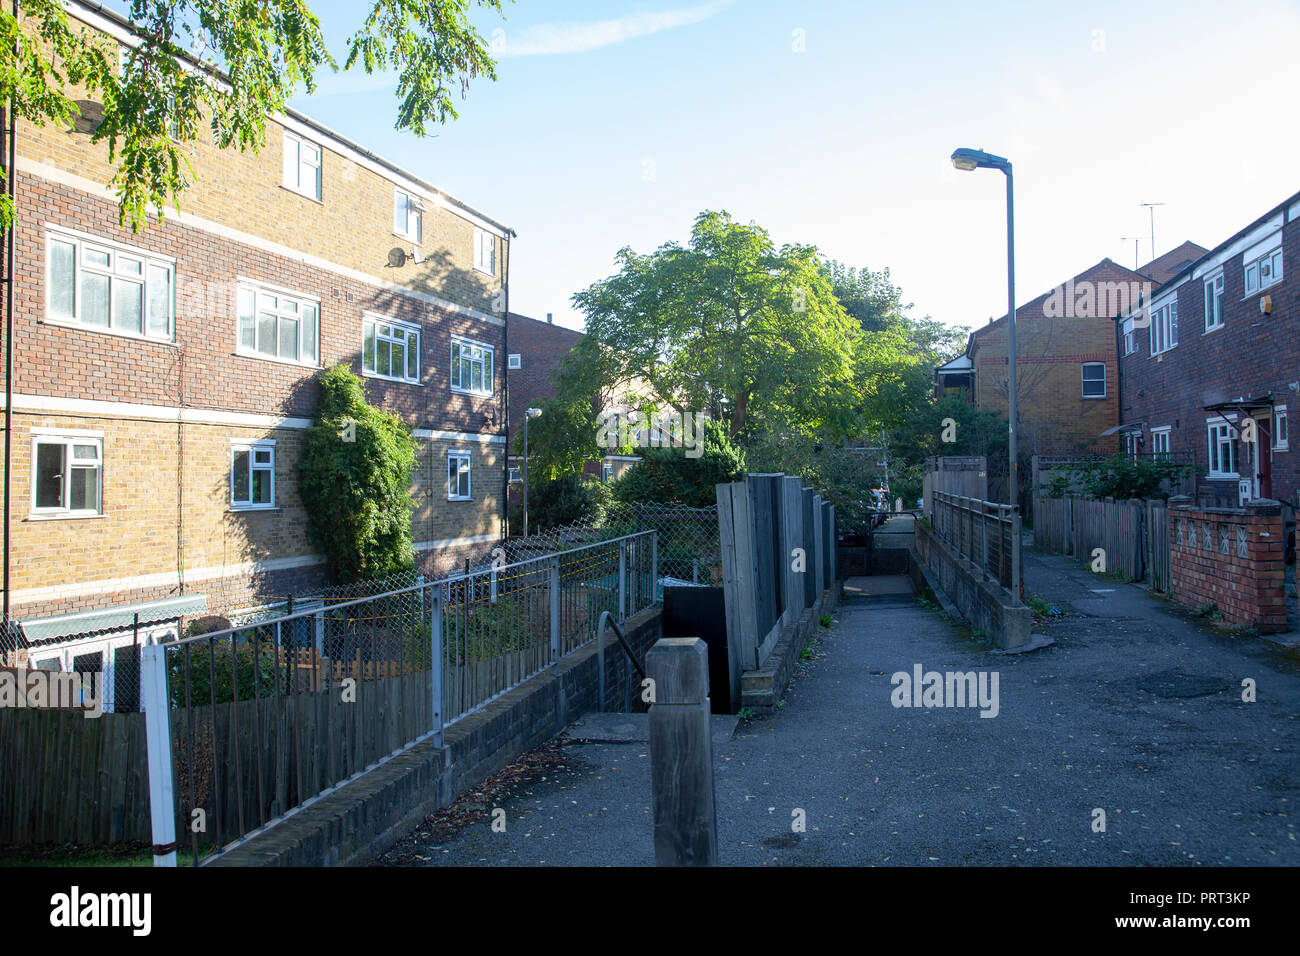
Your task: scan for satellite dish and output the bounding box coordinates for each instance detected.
[387,247,408,268]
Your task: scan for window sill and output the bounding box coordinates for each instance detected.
[1205,474,1240,482]
[393,232,422,246]
[234,350,320,371]
[40,318,176,346]
[1082,394,1107,400]
[450,386,494,399]
[1242,282,1282,301]
[228,506,280,514]
[281,184,324,206]
[1274,445,1289,453]
[26,512,107,522]
[1204,323,1225,335]
[363,370,424,387]
[447,496,473,502]
[473,266,497,279]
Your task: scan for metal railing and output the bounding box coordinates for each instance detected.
[930,490,1020,596]
[145,530,656,866]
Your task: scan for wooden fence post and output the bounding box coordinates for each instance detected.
[647,637,718,867]
[141,643,177,867]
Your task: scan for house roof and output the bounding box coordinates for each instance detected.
[1136,241,1209,284]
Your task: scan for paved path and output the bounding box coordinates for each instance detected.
[405,550,1300,867]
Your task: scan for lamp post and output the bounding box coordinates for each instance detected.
[951,146,1020,599]
[522,407,542,537]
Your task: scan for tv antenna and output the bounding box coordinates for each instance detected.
[1120,236,1140,271]
[1140,202,1165,260]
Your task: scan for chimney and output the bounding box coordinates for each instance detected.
[547,313,553,324]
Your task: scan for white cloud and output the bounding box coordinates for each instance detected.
[496,0,733,58]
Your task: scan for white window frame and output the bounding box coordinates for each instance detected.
[394,188,424,244]
[1123,328,1137,356]
[30,431,103,518]
[1203,271,1225,331]
[1081,362,1106,398]
[1245,247,1283,295]
[1150,427,1171,459]
[282,131,322,201]
[1274,405,1288,451]
[602,462,614,483]
[447,449,472,501]
[1149,297,1178,356]
[45,226,175,342]
[236,279,321,367]
[507,353,522,370]
[1207,419,1237,478]
[450,336,495,397]
[231,439,276,510]
[362,314,421,384]
[473,227,496,276]
[508,465,521,483]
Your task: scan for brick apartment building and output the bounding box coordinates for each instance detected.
[1115,188,1300,512]
[504,311,639,506]
[937,257,1164,458]
[0,2,514,678]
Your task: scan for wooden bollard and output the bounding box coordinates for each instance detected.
[647,637,718,866]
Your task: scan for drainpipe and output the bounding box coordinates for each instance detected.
[500,231,513,541]
[2,0,17,628]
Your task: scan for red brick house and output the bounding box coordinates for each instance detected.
[1115,189,1300,511]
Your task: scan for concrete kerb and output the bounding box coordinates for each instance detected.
[740,586,838,714]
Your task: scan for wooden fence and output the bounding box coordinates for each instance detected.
[1032,494,1170,591]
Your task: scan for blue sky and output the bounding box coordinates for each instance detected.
[257,2,1300,331]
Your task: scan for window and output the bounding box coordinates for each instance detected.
[508,466,521,483]
[363,315,420,383]
[1081,362,1106,398]
[1245,247,1283,294]
[1207,421,1236,476]
[1274,406,1288,451]
[237,281,319,366]
[1151,428,1171,459]
[473,227,496,275]
[231,441,275,509]
[46,229,173,340]
[283,131,322,200]
[507,353,522,370]
[1123,328,1137,356]
[1204,272,1224,331]
[31,434,102,516]
[450,338,494,396]
[1149,298,1178,355]
[602,462,614,483]
[447,450,472,500]
[394,189,423,243]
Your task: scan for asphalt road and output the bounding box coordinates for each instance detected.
[408,549,1300,867]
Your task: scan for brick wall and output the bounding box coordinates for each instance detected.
[505,312,582,447]
[1168,497,1286,633]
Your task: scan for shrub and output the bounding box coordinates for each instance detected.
[519,474,611,532]
[609,418,745,507]
[298,365,418,583]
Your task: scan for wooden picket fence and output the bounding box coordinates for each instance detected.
[1032,494,1170,591]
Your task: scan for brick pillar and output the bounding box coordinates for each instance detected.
[1245,499,1286,634]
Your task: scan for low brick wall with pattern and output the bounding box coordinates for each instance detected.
[1169,496,1286,633]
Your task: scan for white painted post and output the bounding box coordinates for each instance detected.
[141,643,177,867]
[651,530,659,604]
[550,556,561,670]
[430,583,444,747]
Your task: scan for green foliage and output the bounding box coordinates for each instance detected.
[168,631,278,706]
[608,419,745,508]
[298,364,418,583]
[2,0,504,230]
[1053,455,1190,501]
[518,474,610,533]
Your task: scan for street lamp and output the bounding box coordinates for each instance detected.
[522,407,542,537]
[951,146,1020,598]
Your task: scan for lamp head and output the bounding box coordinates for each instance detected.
[951,147,1010,173]
[525,407,543,419]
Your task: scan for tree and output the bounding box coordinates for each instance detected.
[609,418,746,508]
[0,0,505,230]
[298,364,418,583]
[571,210,860,445]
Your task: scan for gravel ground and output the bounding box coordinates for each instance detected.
[380,548,1300,867]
